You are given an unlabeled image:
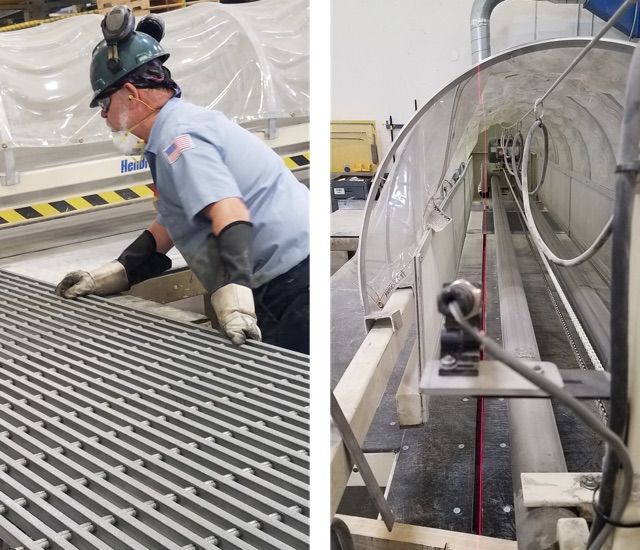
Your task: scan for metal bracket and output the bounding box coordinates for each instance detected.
[522,472,601,508]
[615,160,640,174]
[265,118,279,140]
[419,359,611,398]
[1,148,20,186]
[364,308,403,333]
[420,359,562,397]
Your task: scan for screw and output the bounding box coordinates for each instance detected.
[580,474,600,490]
[453,507,461,514]
[402,445,409,451]
[458,444,464,449]
[503,505,512,513]
[500,443,507,448]
[532,364,543,373]
[462,397,469,402]
[389,421,396,426]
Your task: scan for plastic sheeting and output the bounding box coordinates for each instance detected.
[0,0,309,151]
[359,38,633,315]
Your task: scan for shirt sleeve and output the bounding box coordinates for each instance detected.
[158,128,242,221]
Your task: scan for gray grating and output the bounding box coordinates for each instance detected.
[0,270,310,550]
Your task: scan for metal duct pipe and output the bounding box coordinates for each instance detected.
[491,176,575,550]
[471,0,586,64]
[471,0,505,64]
[528,201,610,368]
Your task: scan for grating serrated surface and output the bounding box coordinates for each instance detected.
[0,270,310,550]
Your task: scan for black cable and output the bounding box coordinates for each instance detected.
[588,169,633,546]
[592,484,640,529]
[587,25,640,541]
[447,299,634,550]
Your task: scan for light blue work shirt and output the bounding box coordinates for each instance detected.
[144,97,310,290]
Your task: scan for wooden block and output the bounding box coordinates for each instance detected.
[556,518,589,550]
[331,289,415,517]
[396,341,429,427]
[336,515,517,550]
[149,0,184,12]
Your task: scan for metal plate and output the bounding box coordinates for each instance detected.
[419,359,563,397]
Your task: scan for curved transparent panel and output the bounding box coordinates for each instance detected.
[0,0,308,153]
[360,38,633,315]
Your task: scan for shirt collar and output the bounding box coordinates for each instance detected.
[145,96,182,154]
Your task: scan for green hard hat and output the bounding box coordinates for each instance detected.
[89,31,169,108]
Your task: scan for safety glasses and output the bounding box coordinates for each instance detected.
[97,87,121,113]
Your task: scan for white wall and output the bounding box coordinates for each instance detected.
[331,0,629,160]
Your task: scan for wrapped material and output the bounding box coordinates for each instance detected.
[0,0,308,152]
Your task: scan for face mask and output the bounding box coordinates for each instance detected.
[111,130,145,157]
[110,94,157,158]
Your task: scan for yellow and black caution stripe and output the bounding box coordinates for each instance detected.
[0,151,309,226]
[0,184,155,226]
[283,153,310,170]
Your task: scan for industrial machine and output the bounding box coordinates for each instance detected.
[0,1,310,548]
[331,1,640,549]
[330,174,373,212]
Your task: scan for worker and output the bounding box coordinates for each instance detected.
[55,6,310,354]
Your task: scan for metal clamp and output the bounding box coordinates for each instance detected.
[615,160,640,174]
[437,280,482,376]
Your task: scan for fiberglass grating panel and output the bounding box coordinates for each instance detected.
[0,270,310,550]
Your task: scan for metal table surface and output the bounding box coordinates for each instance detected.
[0,270,310,550]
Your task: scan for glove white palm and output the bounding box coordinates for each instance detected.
[210,283,261,345]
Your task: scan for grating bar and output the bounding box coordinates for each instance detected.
[0,272,308,378]
[0,374,309,510]
[0,282,309,418]
[0,270,309,549]
[0,330,309,474]
[0,293,309,436]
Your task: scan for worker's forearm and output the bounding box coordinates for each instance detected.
[201,197,251,235]
[147,220,174,254]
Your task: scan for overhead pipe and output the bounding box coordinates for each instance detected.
[471,0,505,65]
[471,0,586,64]
[491,175,575,549]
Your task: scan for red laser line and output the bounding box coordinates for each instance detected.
[475,62,489,536]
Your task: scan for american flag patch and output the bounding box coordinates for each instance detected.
[164,134,195,164]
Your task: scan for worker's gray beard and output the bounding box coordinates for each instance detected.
[110,104,145,157]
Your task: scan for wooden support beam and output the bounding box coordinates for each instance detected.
[331,288,414,517]
[336,515,517,550]
[395,340,429,427]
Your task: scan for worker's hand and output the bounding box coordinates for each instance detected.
[55,261,129,299]
[210,283,262,345]
[55,270,97,298]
